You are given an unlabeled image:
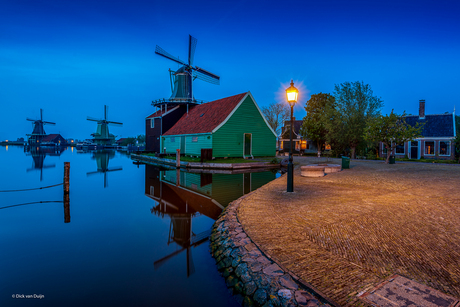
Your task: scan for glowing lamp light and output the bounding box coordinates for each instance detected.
[285,80,299,105]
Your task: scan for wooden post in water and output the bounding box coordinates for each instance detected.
[64,162,70,223]
[176,168,180,187]
[176,149,180,168]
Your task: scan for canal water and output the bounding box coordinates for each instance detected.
[0,145,278,307]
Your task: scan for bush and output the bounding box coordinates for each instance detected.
[366,152,377,160]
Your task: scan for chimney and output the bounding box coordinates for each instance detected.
[419,99,425,119]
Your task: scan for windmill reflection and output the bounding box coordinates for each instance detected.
[145,164,276,277]
[25,146,65,181]
[86,150,122,188]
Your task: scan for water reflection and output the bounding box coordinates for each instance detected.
[145,164,277,277]
[25,146,66,181]
[86,150,122,188]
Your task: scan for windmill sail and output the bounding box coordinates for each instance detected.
[153,34,220,106]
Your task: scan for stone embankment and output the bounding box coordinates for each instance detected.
[210,197,331,307]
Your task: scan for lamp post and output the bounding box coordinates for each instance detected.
[286,80,299,192]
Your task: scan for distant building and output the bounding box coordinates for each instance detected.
[380,100,456,160]
[40,134,67,146]
[278,118,325,154]
[116,138,127,145]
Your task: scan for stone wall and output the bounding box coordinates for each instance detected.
[210,198,331,307]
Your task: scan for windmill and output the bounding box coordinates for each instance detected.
[154,35,220,106]
[86,150,122,188]
[87,105,123,145]
[26,109,56,145]
[25,146,65,181]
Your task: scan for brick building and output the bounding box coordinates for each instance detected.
[380,100,456,160]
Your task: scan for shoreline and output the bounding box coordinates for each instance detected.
[210,172,335,307]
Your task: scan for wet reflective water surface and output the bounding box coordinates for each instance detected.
[0,146,277,307]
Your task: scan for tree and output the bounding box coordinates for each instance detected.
[299,93,335,156]
[121,137,136,146]
[136,134,145,144]
[331,81,383,159]
[261,102,290,135]
[364,110,424,164]
[454,115,460,163]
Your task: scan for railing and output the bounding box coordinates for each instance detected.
[0,162,71,223]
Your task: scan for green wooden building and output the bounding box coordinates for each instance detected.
[161,92,276,158]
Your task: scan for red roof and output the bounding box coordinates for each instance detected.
[163,92,247,135]
[41,134,62,142]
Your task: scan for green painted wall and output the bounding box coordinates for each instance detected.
[251,171,277,190]
[212,96,276,157]
[162,134,212,155]
[185,134,212,155]
[160,170,276,207]
[162,170,213,196]
[162,136,180,154]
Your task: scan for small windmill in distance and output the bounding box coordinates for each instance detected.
[26,109,56,145]
[87,105,123,145]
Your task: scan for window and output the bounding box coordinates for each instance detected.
[395,144,405,154]
[150,119,155,128]
[425,141,434,155]
[192,136,198,142]
[301,141,307,150]
[170,137,175,142]
[439,141,450,155]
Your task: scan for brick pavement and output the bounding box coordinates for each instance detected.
[237,157,460,306]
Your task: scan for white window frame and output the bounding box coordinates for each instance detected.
[424,141,435,156]
[150,119,155,128]
[439,141,450,156]
[395,143,405,155]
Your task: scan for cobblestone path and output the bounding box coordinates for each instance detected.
[237,158,460,306]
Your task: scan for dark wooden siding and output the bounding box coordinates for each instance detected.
[145,118,162,152]
[145,105,188,153]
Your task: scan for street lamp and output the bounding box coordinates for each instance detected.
[286,80,298,192]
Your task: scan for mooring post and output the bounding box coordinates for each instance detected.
[176,149,180,168]
[64,162,70,193]
[64,162,70,223]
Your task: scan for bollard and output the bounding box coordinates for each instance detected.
[176,149,180,168]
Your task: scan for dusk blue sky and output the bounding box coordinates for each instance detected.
[1,0,459,141]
